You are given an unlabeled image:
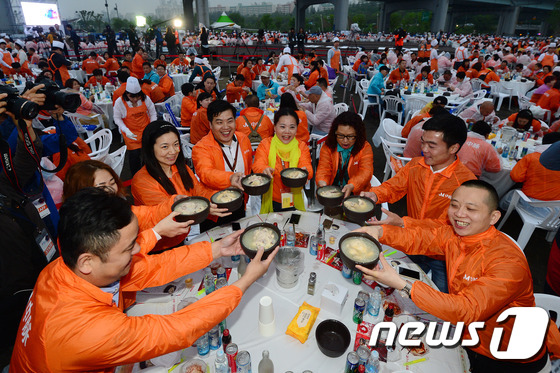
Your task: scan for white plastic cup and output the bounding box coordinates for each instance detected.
[258,296,275,336]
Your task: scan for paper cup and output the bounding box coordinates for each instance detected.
[258,296,275,336]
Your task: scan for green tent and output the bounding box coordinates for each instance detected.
[211,12,241,29]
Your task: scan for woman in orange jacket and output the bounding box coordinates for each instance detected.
[316,112,374,198]
[190,92,213,144]
[132,121,229,249]
[154,54,167,69]
[195,75,220,100]
[304,61,321,90]
[253,107,313,213]
[180,83,197,127]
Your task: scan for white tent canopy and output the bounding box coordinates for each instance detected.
[210,12,241,29]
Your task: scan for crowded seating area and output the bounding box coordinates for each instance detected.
[1,27,560,372]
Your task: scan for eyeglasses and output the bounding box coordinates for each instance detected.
[335,134,357,141]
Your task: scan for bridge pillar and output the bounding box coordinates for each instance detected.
[377,1,386,32]
[430,0,449,33]
[334,0,349,31]
[182,0,194,31]
[498,6,520,35]
[196,0,210,30]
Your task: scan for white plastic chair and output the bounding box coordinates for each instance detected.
[403,98,427,124]
[518,92,535,111]
[380,96,405,125]
[155,93,184,117]
[380,137,411,182]
[471,90,487,101]
[370,175,389,220]
[213,66,221,90]
[105,145,127,177]
[84,128,112,161]
[382,118,407,144]
[497,189,560,250]
[470,78,484,92]
[534,293,560,328]
[488,81,513,111]
[64,112,101,139]
[334,103,349,116]
[358,79,381,118]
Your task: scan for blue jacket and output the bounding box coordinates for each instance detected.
[257,80,280,102]
[144,70,160,84]
[367,71,386,96]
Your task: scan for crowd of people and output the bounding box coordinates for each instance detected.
[1,23,560,372]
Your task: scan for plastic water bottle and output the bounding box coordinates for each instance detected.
[309,235,318,256]
[203,267,215,295]
[286,225,296,247]
[196,333,210,356]
[502,144,510,159]
[258,350,274,373]
[215,349,229,373]
[367,287,382,317]
[365,350,380,373]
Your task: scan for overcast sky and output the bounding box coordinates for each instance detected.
[57,0,288,20]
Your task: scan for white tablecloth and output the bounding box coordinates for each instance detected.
[93,98,115,129]
[69,70,86,84]
[170,73,200,90]
[126,212,467,373]
[498,79,534,97]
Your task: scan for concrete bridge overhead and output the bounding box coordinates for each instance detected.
[295,0,556,34]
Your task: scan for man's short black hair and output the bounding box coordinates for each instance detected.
[244,94,259,107]
[379,65,389,72]
[234,74,245,81]
[181,82,195,96]
[207,99,235,123]
[142,62,151,68]
[460,180,499,211]
[422,114,468,151]
[58,188,134,269]
[93,68,103,76]
[317,77,328,87]
[471,120,491,137]
[543,132,560,145]
[456,71,466,79]
[117,70,130,83]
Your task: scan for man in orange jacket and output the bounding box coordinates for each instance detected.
[226,75,251,103]
[235,94,274,141]
[131,47,146,79]
[356,180,560,372]
[156,64,175,99]
[362,114,476,292]
[10,188,277,372]
[192,100,254,230]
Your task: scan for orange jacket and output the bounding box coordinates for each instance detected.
[195,88,217,101]
[388,68,410,84]
[537,88,560,113]
[510,150,560,200]
[370,157,476,220]
[82,57,100,75]
[132,164,213,249]
[53,138,92,181]
[401,112,430,138]
[180,95,197,127]
[506,113,542,133]
[320,67,329,81]
[235,107,274,140]
[154,59,166,69]
[226,82,248,103]
[252,137,313,204]
[192,132,253,193]
[483,70,500,85]
[240,67,255,89]
[101,57,120,73]
[190,107,210,144]
[316,142,374,195]
[131,53,145,78]
[465,68,479,79]
[121,60,133,74]
[10,243,243,372]
[414,73,434,84]
[252,64,266,76]
[381,220,560,362]
[158,74,175,99]
[295,110,310,143]
[84,76,110,88]
[457,133,501,177]
[304,70,319,90]
[171,57,189,66]
[141,81,166,103]
[112,83,126,104]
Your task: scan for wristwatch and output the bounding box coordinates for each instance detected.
[399,281,413,299]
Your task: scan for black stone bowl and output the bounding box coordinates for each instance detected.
[239,222,281,260]
[338,232,382,271]
[316,186,344,208]
[342,196,376,223]
[211,188,244,212]
[315,319,351,358]
[171,196,210,224]
[241,173,272,196]
[280,168,308,188]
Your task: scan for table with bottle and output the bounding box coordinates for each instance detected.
[480,125,542,197]
[81,83,116,129]
[123,211,468,373]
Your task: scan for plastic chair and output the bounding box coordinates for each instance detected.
[471,90,487,101]
[403,98,427,124]
[518,92,535,111]
[358,79,382,118]
[534,293,560,328]
[382,118,407,144]
[105,145,127,177]
[334,103,349,116]
[370,175,389,220]
[64,112,100,139]
[469,78,484,92]
[380,96,405,125]
[155,93,183,118]
[380,137,411,182]
[213,66,221,90]
[84,128,112,161]
[488,81,513,111]
[497,189,560,250]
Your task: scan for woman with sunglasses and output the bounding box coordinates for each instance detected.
[113,76,157,176]
[316,112,373,198]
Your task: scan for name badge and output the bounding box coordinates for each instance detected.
[36,228,55,261]
[32,198,50,219]
[281,192,294,209]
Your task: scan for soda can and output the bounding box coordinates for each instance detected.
[280,230,287,246]
[217,266,227,281]
[523,131,530,141]
[353,270,363,285]
[356,345,371,365]
[226,343,238,372]
[490,139,497,147]
[342,263,352,279]
[344,351,359,373]
[353,298,366,324]
[521,147,528,158]
[236,350,252,373]
[209,326,221,350]
[317,242,326,261]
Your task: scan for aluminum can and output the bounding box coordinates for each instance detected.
[226,343,238,372]
[342,262,352,279]
[345,351,359,373]
[353,297,366,324]
[209,325,221,350]
[236,350,252,373]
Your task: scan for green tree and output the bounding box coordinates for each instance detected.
[260,14,273,30]
[228,12,245,27]
[111,17,130,32]
[75,10,106,32]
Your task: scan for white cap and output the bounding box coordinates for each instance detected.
[52,40,65,49]
[283,46,291,54]
[125,77,141,94]
[15,40,24,48]
[333,37,340,42]
[460,37,468,44]
[431,39,438,47]
[0,39,6,44]
[550,43,557,48]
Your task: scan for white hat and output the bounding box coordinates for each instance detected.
[125,77,141,94]
[431,39,438,47]
[52,40,64,49]
[460,37,468,44]
[0,39,6,44]
[283,46,291,54]
[550,43,557,48]
[15,40,24,48]
[333,37,340,42]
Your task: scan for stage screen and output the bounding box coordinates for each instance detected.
[21,2,61,26]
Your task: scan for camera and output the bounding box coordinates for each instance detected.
[26,78,81,113]
[0,84,40,120]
